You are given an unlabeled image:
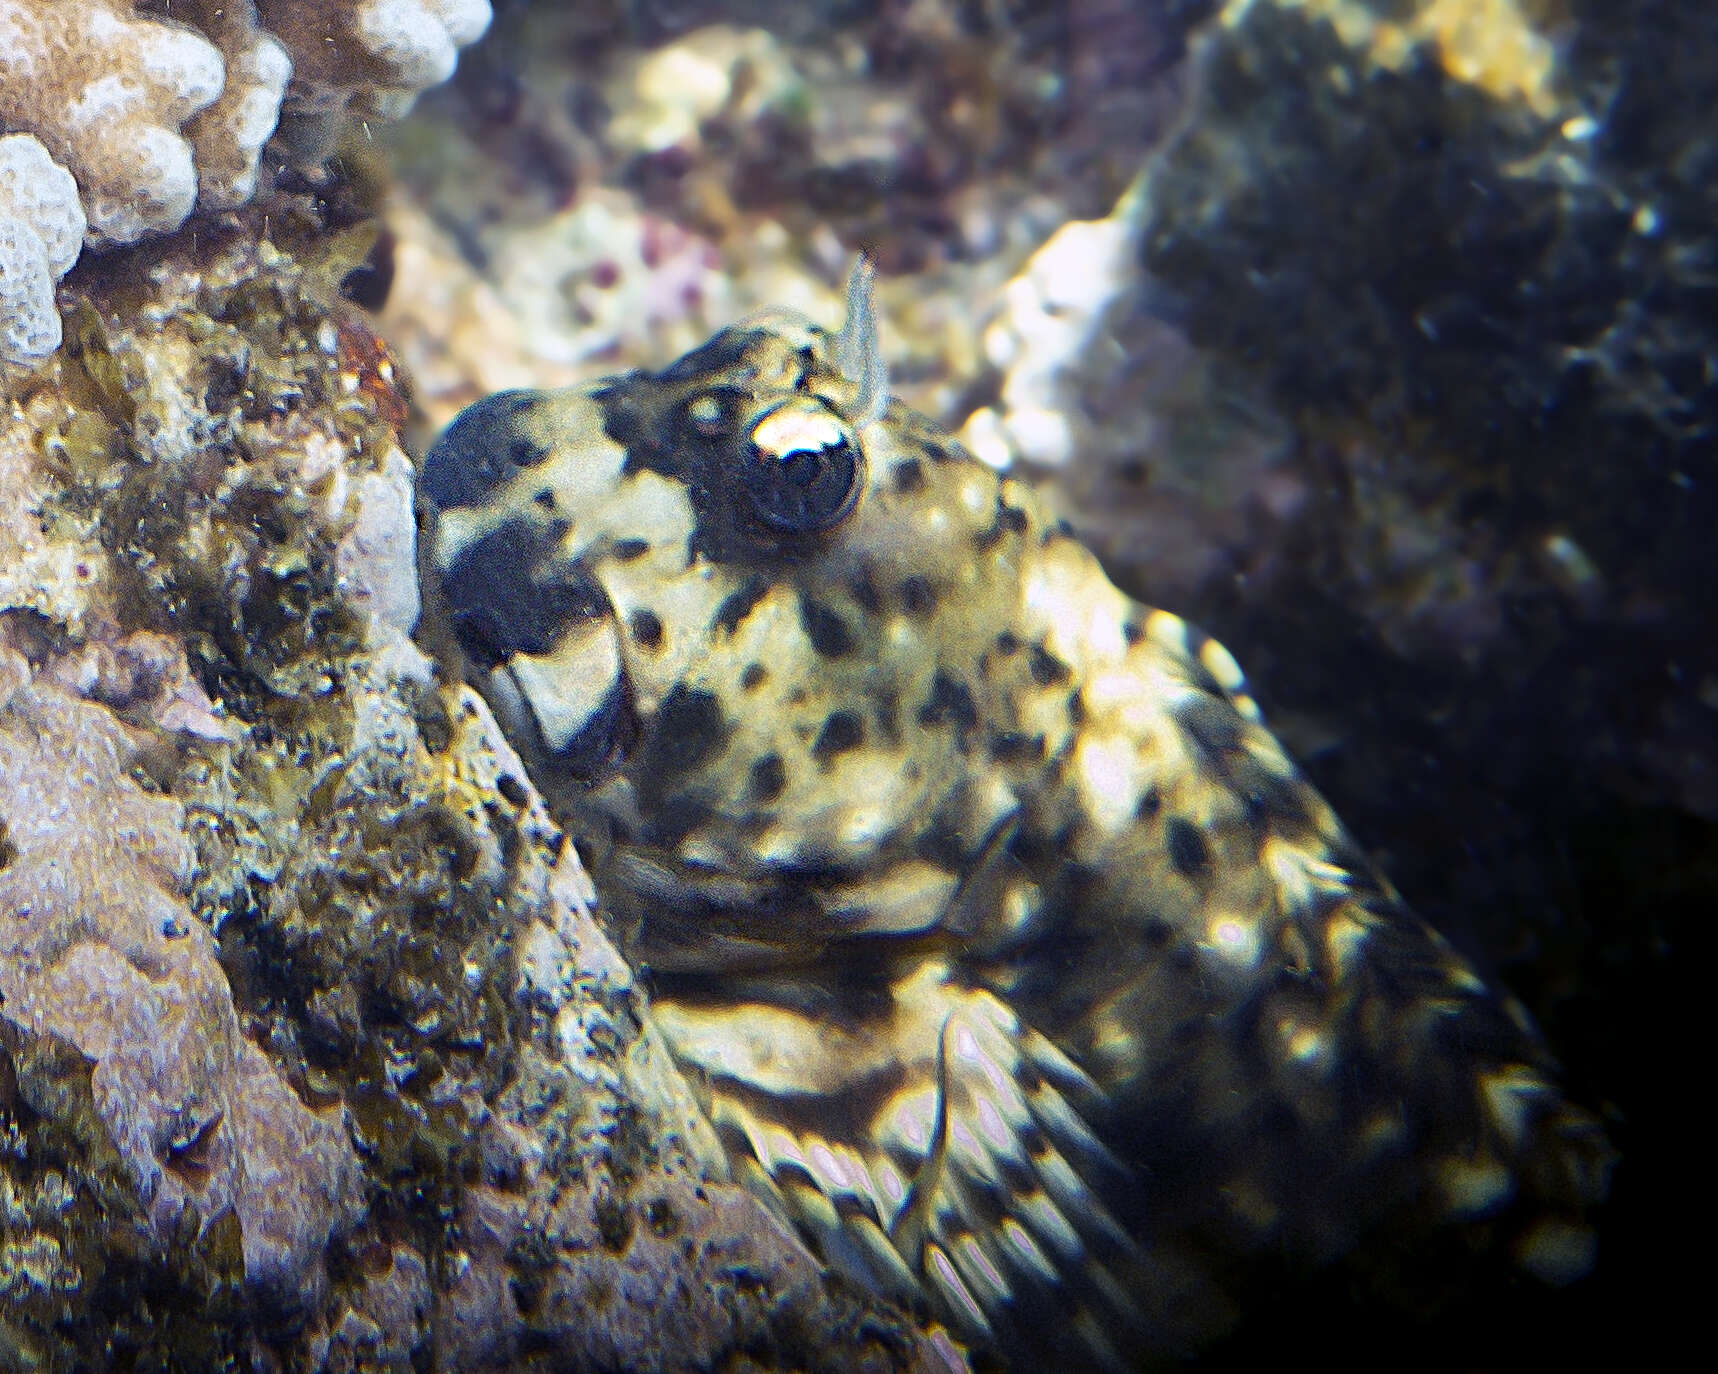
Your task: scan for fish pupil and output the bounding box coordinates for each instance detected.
[781,448,823,486]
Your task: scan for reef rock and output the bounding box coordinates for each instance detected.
[0,640,364,1365]
[0,182,950,1369]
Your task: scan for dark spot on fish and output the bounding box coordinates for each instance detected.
[420,390,546,510]
[1235,765,1315,841]
[1030,644,1071,688]
[850,565,884,615]
[973,502,1020,553]
[545,675,639,786]
[923,439,957,464]
[1123,621,1143,645]
[899,576,937,618]
[497,773,529,808]
[989,731,1044,764]
[892,458,926,493]
[442,519,604,664]
[1006,825,1056,870]
[612,538,651,561]
[1178,694,1244,761]
[634,687,728,797]
[741,662,767,691]
[645,792,714,847]
[659,327,764,383]
[995,632,1021,656]
[748,753,787,803]
[800,596,854,658]
[630,609,664,649]
[813,710,865,761]
[737,810,776,838]
[918,671,978,746]
[873,686,900,741]
[1136,787,1162,819]
[916,812,971,869]
[533,489,556,511]
[1166,817,1210,879]
[712,574,771,635]
[511,437,551,467]
[1067,689,1086,726]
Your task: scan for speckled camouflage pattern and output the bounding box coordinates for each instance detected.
[417,273,1611,1368]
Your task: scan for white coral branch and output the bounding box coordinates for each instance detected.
[0,0,492,359]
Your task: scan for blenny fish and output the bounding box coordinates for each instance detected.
[417,263,1610,1367]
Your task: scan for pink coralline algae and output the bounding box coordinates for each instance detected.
[0,642,364,1307]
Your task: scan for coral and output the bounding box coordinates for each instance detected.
[182,3,296,213]
[603,23,802,157]
[0,0,490,359]
[0,1,228,247]
[0,134,83,360]
[259,0,495,118]
[960,183,1149,471]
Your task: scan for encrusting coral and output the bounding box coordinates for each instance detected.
[0,0,491,360]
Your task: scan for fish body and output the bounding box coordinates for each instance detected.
[417,270,1609,1366]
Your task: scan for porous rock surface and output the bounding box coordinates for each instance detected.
[0,637,365,1340]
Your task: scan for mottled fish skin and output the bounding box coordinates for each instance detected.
[418,274,1611,1368]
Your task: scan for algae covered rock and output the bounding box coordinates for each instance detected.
[0,640,363,1367]
[1139,0,1716,666]
[0,175,952,1369]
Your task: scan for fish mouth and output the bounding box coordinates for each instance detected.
[492,617,640,790]
[440,548,640,793]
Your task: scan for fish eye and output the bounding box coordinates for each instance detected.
[741,397,865,535]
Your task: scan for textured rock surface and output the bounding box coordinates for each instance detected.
[0,190,955,1369]
[0,640,365,1365]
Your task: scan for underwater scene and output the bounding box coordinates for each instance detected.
[0,1,1700,1369]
